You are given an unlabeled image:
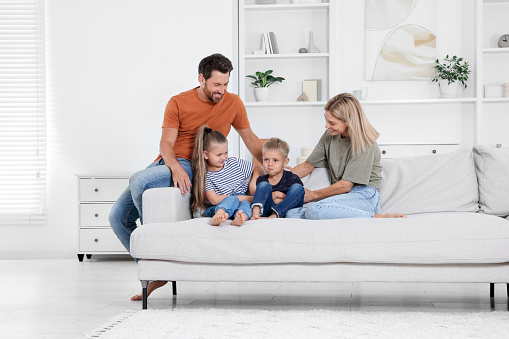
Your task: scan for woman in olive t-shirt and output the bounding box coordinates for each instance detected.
[287,93,405,220]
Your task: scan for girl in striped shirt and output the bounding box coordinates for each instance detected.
[192,125,263,226]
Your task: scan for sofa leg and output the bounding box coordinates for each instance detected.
[490,283,495,298]
[141,280,149,310]
[172,281,177,296]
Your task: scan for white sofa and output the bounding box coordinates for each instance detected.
[130,146,509,309]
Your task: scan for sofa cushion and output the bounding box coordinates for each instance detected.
[473,146,509,217]
[380,148,479,215]
[131,212,509,265]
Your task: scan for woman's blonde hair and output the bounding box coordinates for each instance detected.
[324,93,379,155]
[191,125,227,212]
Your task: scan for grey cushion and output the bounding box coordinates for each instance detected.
[380,148,479,215]
[131,212,509,265]
[473,146,509,217]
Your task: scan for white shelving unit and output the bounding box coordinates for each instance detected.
[475,0,509,145]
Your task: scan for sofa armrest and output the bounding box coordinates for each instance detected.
[142,187,191,224]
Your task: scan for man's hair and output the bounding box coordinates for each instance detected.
[198,53,233,80]
[262,138,290,159]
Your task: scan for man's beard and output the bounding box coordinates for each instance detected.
[203,83,224,103]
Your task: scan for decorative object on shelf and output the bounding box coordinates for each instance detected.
[307,31,321,53]
[253,34,265,54]
[297,92,308,102]
[485,84,503,98]
[302,79,321,101]
[292,0,321,3]
[365,0,437,80]
[299,48,308,53]
[432,55,470,98]
[498,34,509,48]
[504,83,509,98]
[246,70,285,102]
[296,146,315,165]
[259,32,279,54]
[256,0,277,4]
[353,90,363,100]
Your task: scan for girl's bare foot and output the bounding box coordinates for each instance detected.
[374,213,407,218]
[211,210,228,226]
[231,211,248,226]
[130,281,167,301]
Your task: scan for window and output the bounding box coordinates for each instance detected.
[0,0,46,224]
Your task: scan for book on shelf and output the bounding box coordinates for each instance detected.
[260,32,279,54]
[269,32,279,54]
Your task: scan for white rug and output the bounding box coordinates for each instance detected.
[85,308,509,339]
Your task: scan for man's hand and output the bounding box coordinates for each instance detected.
[303,188,316,203]
[168,162,192,195]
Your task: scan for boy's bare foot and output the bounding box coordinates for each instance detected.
[374,213,407,218]
[211,210,228,226]
[130,281,167,301]
[231,211,248,226]
[251,206,261,220]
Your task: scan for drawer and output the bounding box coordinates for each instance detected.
[80,204,113,227]
[79,178,129,202]
[379,144,460,159]
[79,228,127,252]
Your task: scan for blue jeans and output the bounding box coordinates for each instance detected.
[109,158,193,254]
[286,185,380,220]
[251,182,305,218]
[203,195,252,220]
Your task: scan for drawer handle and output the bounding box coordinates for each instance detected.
[432,149,437,154]
[94,214,99,217]
[382,150,386,154]
[94,188,99,192]
[94,238,99,243]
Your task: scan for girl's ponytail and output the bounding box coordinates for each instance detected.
[191,125,209,212]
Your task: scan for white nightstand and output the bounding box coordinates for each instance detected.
[76,174,131,261]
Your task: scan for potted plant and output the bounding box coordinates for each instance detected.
[432,55,471,98]
[246,70,285,102]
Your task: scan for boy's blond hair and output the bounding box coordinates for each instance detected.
[262,137,290,159]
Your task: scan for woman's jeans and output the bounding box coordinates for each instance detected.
[204,195,252,220]
[252,182,305,218]
[286,185,381,220]
[109,158,193,254]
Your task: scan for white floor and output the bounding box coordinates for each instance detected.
[1,257,508,339]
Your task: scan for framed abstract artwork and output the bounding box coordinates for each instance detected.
[365,0,437,81]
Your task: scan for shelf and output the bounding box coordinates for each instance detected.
[245,53,329,59]
[484,0,509,3]
[482,98,509,102]
[245,4,329,11]
[359,98,477,105]
[245,101,327,107]
[483,48,509,54]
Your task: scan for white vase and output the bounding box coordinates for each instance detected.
[439,80,461,98]
[254,87,269,102]
[308,31,320,53]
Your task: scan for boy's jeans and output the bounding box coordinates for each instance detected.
[109,158,193,253]
[251,182,305,218]
[204,195,252,220]
[286,185,381,220]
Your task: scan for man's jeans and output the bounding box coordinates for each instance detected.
[286,185,381,220]
[109,158,193,253]
[204,195,252,220]
[251,182,305,218]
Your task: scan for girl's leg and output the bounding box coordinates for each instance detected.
[251,181,274,219]
[231,200,252,226]
[272,184,305,218]
[204,196,240,225]
[305,186,380,220]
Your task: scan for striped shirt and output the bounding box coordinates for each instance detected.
[205,157,253,195]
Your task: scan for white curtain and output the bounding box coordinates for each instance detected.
[0,0,46,224]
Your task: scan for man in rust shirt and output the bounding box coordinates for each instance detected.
[109,54,263,300]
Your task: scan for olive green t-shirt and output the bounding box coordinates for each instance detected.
[306,131,382,190]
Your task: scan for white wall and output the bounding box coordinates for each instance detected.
[0,0,235,258]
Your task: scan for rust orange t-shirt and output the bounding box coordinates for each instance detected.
[154,88,250,162]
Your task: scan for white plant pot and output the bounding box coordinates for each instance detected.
[439,80,461,98]
[254,87,269,102]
